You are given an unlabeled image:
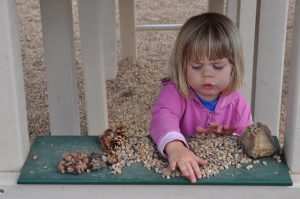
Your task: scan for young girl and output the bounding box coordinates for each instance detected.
[150,13,253,183]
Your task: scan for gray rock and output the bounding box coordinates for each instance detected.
[240,122,276,158]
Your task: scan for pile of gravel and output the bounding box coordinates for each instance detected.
[97,132,254,179]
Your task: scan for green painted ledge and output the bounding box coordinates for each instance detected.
[17,136,292,185]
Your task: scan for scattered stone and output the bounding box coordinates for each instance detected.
[161,167,172,177]
[32,155,38,160]
[273,154,282,163]
[262,161,267,165]
[236,164,241,169]
[253,160,260,164]
[246,165,253,170]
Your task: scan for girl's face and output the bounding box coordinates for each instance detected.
[187,57,233,101]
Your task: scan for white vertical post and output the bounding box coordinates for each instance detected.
[209,0,225,14]
[77,0,111,135]
[40,0,81,135]
[226,0,257,107]
[226,0,239,24]
[100,0,118,80]
[119,0,136,59]
[285,0,300,173]
[254,0,288,136]
[237,1,257,108]
[0,0,29,171]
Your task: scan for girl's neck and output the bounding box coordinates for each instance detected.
[196,93,220,101]
[190,88,221,101]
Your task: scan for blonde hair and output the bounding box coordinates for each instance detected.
[169,12,245,98]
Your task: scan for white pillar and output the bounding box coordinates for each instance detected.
[226,0,239,25]
[100,0,117,80]
[209,0,225,14]
[77,0,111,135]
[285,0,300,173]
[254,0,288,136]
[40,0,81,135]
[0,0,29,171]
[226,0,257,108]
[119,0,136,59]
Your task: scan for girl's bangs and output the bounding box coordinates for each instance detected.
[187,34,233,63]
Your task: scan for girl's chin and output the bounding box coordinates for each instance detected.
[197,93,219,101]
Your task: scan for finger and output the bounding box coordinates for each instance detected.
[225,127,236,135]
[190,160,202,179]
[177,161,189,177]
[169,161,177,171]
[216,125,223,133]
[197,157,208,166]
[229,127,237,132]
[185,163,197,183]
[195,126,203,133]
[210,124,221,134]
[178,161,196,183]
[196,126,209,135]
[222,131,231,135]
[210,122,218,129]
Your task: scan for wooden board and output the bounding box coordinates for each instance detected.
[17,136,292,185]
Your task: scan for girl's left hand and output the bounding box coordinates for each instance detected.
[196,122,236,135]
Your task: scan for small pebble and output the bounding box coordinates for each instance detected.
[32,155,38,160]
[253,160,260,164]
[246,165,253,170]
[262,161,267,165]
[273,154,281,161]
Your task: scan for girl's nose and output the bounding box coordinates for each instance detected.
[202,65,214,77]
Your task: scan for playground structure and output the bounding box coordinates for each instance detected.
[0,0,300,198]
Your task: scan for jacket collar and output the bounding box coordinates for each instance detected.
[189,88,239,111]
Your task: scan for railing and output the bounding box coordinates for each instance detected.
[0,0,300,198]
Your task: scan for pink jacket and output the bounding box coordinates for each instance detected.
[150,81,253,156]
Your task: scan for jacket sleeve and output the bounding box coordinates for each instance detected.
[150,82,188,155]
[234,95,253,136]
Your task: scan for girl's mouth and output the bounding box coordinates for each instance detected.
[202,84,214,89]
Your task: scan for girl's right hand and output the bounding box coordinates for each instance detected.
[196,123,236,136]
[165,140,207,183]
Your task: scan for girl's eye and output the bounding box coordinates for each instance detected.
[213,65,225,70]
[191,64,202,69]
